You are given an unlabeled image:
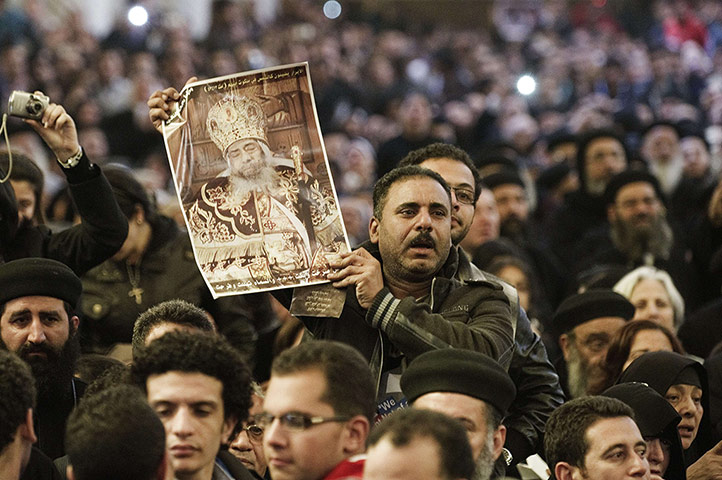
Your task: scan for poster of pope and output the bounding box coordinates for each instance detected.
[162,63,349,297]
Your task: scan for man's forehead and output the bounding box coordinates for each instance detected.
[265,369,330,411]
[229,138,260,150]
[573,316,626,336]
[385,177,450,208]
[616,181,657,199]
[3,296,66,313]
[588,136,623,149]
[419,157,474,179]
[585,416,643,450]
[147,371,224,403]
[413,391,488,421]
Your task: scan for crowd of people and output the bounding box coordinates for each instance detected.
[2,0,722,479]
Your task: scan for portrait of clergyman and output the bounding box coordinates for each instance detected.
[162,63,349,296]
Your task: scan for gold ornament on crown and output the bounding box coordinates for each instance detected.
[206,96,268,155]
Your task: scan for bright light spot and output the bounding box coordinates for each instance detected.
[516,75,536,96]
[128,6,149,27]
[323,1,342,19]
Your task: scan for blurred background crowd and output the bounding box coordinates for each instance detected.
[2,0,722,361]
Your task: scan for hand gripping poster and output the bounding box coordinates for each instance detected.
[162,63,350,298]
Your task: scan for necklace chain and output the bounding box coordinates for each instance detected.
[126,258,144,304]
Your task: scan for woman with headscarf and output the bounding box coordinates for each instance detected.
[618,351,721,480]
[603,382,686,480]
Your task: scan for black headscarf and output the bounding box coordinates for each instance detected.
[603,382,686,480]
[618,351,715,466]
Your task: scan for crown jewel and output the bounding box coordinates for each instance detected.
[206,96,268,155]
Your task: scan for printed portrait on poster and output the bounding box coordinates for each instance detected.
[162,63,349,297]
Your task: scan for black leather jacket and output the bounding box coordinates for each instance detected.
[1,152,127,275]
[276,241,515,402]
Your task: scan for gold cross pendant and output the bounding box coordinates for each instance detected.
[128,287,144,305]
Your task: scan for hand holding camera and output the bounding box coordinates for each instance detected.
[8,90,80,164]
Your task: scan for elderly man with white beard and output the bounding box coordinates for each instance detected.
[149,89,344,291]
[400,348,517,480]
[552,290,634,399]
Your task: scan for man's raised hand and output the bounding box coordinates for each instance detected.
[327,248,384,309]
[147,76,197,134]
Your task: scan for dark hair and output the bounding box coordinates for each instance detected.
[103,163,158,225]
[83,363,131,400]
[372,165,451,219]
[575,129,628,191]
[132,299,215,357]
[66,385,165,480]
[5,151,45,225]
[544,396,635,476]
[271,340,376,423]
[590,320,685,394]
[0,350,36,451]
[367,408,475,480]
[74,354,124,385]
[399,143,481,202]
[131,331,251,423]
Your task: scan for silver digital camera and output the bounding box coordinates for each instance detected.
[8,91,49,120]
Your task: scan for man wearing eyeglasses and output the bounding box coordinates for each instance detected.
[553,290,633,399]
[317,164,512,401]
[230,383,269,479]
[258,340,375,480]
[131,331,256,480]
[398,144,564,470]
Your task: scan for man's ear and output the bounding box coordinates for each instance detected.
[554,461,577,480]
[342,415,370,455]
[133,204,146,225]
[369,216,380,244]
[70,315,80,334]
[20,408,37,444]
[607,204,616,224]
[558,333,571,362]
[492,424,506,461]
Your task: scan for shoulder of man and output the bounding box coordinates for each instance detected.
[322,455,365,480]
[216,450,257,480]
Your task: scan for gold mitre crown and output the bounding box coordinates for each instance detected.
[206,95,268,155]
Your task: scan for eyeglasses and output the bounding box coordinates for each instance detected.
[254,412,351,431]
[452,187,475,205]
[240,423,264,444]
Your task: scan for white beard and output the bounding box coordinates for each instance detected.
[472,429,497,480]
[649,156,684,196]
[230,165,279,195]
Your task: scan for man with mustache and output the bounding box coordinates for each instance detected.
[278,165,514,421]
[399,144,564,470]
[0,257,84,461]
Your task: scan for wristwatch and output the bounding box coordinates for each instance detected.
[57,146,83,169]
